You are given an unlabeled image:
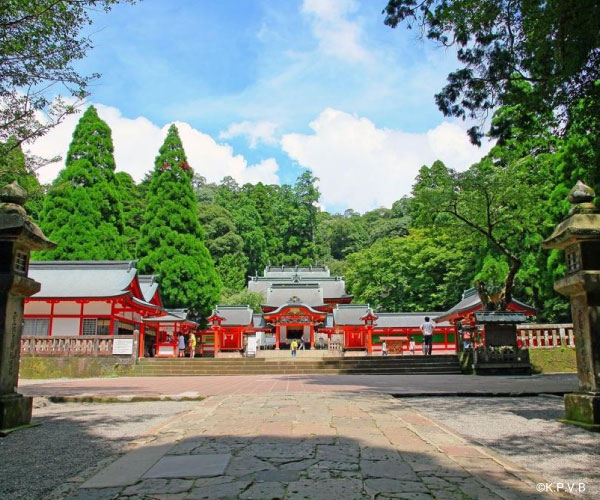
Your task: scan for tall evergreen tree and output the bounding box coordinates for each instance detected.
[37,105,125,260]
[137,125,221,317]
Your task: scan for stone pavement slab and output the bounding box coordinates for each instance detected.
[66,391,571,499]
[143,453,231,479]
[19,372,577,399]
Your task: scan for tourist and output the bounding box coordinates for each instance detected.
[382,341,388,356]
[188,332,197,358]
[409,338,416,355]
[178,333,186,358]
[420,316,434,355]
[290,339,298,357]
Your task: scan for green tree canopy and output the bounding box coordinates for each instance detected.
[346,230,474,312]
[0,0,134,157]
[137,124,221,317]
[383,0,600,143]
[37,105,125,260]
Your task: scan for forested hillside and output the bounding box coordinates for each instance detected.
[3,95,597,322]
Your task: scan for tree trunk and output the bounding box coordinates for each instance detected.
[498,257,521,310]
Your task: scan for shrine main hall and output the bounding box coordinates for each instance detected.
[205,265,456,356]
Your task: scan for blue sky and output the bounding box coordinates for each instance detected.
[32,0,490,213]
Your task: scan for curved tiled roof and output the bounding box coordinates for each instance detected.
[29,261,138,298]
[265,283,324,307]
[138,275,160,303]
[213,305,254,326]
[434,288,535,323]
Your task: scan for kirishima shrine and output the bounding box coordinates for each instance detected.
[203,265,460,356]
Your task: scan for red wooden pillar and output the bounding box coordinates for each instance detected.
[78,301,84,336]
[367,325,373,354]
[309,324,315,349]
[139,321,145,358]
[109,300,115,336]
[48,301,55,336]
[214,326,220,357]
[275,324,280,350]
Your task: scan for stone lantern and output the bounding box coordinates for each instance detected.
[0,182,55,432]
[542,180,600,431]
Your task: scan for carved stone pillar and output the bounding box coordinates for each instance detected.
[542,181,600,431]
[0,182,55,432]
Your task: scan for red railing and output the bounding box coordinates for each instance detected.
[516,324,575,348]
[21,334,138,357]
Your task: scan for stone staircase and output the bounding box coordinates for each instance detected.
[130,354,461,376]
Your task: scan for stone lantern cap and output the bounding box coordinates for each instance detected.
[0,181,55,250]
[542,181,600,251]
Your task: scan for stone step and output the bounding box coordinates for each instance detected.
[131,354,461,376]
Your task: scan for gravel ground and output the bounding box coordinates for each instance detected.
[404,396,600,498]
[0,399,197,500]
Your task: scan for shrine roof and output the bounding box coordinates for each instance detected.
[29,260,138,298]
[333,304,371,325]
[144,309,196,326]
[253,314,266,328]
[262,300,328,318]
[248,276,347,298]
[266,283,324,307]
[138,275,160,303]
[435,288,535,323]
[376,312,451,328]
[262,265,330,278]
[213,305,253,326]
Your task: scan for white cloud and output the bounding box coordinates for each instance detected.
[27,104,280,186]
[281,108,492,213]
[219,120,279,148]
[301,0,368,63]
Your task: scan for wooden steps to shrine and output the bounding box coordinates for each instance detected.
[131,354,461,376]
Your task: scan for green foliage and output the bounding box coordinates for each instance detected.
[219,289,265,313]
[198,203,248,292]
[0,0,135,153]
[37,106,125,260]
[0,137,43,219]
[345,230,473,312]
[383,0,600,143]
[115,171,144,258]
[136,124,221,317]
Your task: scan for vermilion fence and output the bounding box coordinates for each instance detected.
[517,324,575,348]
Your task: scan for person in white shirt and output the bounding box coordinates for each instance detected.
[382,341,388,356]
[420,317,435,355]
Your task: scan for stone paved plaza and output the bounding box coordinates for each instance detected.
[57,392,564,500]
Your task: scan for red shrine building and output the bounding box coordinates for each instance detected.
[22,261,199,358]
[204,265,458,356]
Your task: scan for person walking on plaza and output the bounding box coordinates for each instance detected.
[290,339,298,357]
[420,316,434,355]
[188,332,197,358]
[178,333,186,358]
[382,340,388,356]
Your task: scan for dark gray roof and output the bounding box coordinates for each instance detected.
[435,288,535,323]
[266,283,324,306]
[29,261,137,298]
[138,275,159,303]
[253,314,266,329]
[143,309,196,325]
[214,305,253,326]
[332,304,370,325]
[263,265,330,278]
[248,276,347,298]
[474,311,527,323]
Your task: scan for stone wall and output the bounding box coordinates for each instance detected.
[19,356,135,379]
